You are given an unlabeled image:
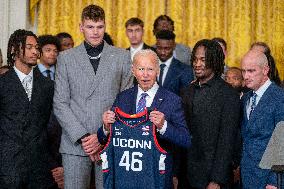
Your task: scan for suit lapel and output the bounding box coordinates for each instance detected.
[88,42,113,97]
[150,87,164,110]
[142,43,150,49]
[248,85,273,122]
[130,86,138,114]
[242,91,251,133]
[8,69,30,103]
[30,67,44,105]
[163,59,177,88]
[76,43,97,91]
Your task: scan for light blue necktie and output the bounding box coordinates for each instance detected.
[136,93,148,113]
[249,92,257,118]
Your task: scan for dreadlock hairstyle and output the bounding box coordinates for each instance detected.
[212,37,227,51]
[7,29,37,67]
[191,39,225,77]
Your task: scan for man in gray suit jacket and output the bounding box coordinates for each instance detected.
[53,4,133,189]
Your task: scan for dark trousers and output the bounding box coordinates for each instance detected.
[0,175,54,189]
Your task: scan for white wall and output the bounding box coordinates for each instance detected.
[0,0,36,65]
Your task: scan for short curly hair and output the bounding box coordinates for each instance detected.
[81,4,105,22]
[38,35,60,52]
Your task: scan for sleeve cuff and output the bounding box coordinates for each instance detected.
[76,133,90,145]
[157,120,167,135]
[103,125,110,136]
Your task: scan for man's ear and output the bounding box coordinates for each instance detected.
[263,65,269,76]
[131,64,135,77]
[79,23,83,33]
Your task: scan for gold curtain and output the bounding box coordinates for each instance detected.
[30,0,40,24]
[36,0,284,79]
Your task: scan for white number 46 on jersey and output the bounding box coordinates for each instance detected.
[119,151,143,171]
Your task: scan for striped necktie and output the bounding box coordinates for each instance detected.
[136,93,148,113]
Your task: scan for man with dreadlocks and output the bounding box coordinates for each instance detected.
[0,29,54,188]
[180,39,241,189]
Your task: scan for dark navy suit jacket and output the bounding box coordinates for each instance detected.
[241,82,284,188]
[97,85,191,187]
[98,85,190,149]
[161,58,194,96]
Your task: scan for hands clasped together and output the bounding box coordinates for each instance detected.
[81,134,102,162]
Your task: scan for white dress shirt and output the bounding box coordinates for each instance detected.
[137,83,167,134]
[14,66,33,88]
[158,56,173,85]
[130,42,144,61]
[246,79,272,118]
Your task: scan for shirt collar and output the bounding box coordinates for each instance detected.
[137,82,159,99]
[84,41,104,55]
[193,75,218,88]
[38,63,55,73]
[14,66,33,83]
[159,56,173,67]
[253,79,272,98]
[130,42,144,53]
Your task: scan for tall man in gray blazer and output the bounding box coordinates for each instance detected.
[53,4,133,189]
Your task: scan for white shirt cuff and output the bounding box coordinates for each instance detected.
[103,125,110,136]
[157,120,167,135]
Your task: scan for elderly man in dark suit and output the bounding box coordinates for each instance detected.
[0,29,54,188]
[98,49,191,187]
[181,39,240,189]
[240,50,284,189]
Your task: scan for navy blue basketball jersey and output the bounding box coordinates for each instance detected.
[100,107,168,189]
